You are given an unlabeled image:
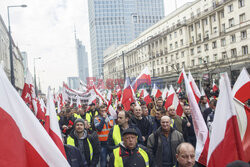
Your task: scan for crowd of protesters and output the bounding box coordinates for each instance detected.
[57,87,250,167]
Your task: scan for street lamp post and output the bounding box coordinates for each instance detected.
[7,4,27,87]
[34,57,41,96]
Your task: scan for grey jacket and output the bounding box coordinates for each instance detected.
[147,127,184,167]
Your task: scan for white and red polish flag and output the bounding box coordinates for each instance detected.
[40,98,46,115]
[212,79,219,92]
[142,89,152,106]
[131,67,151,91]
[76,96,82,109]
[188,71,201,104]
[45,87,67,158]
[139,89,144,98]
[0,66,69,167]
[162,86,169,100]
[177,70,184,84]
[183,69,209,166]
[176,87,182,94]
[164,85,183,116]
[21,70,34,110]
[207,73,245,166]
[121,78,135,111]
[232,67,250,161]
[151,83,162,98]
[106,90,117,119]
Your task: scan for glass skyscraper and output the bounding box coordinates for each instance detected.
[88,0,164,78]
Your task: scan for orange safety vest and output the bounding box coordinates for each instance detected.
[96,117,114,141]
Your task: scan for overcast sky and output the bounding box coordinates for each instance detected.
[0,0,191,93]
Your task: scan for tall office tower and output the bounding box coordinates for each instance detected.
[88,0,165,78]
[75,36,89,83]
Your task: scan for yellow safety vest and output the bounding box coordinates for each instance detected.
[57,115,60,121]
[86,111,98,124]
[74,113,81,119]
[170,118,175,128]
[112,125,122,145]
[113,147,149,167]
[67,136,93,161]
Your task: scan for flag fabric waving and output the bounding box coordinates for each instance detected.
[177,70,184,84]
[232,67,250,161]
[0,65,70,167]
[131,67,151,91]
[183,69,209,166]
[151,83,162,98]
[188,72,201,103]
[121,78,135,111]
[207,73,245,166]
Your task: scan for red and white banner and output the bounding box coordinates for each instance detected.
[0,66,69,167]
[207,73,245,166]
[183,69,209,166]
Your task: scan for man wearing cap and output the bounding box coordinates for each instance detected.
[67,118,100,167]
[108,128,153,167]
[94,105,115,167]
[85,103,99,130]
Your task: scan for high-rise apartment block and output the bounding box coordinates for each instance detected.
[88,0,164,78]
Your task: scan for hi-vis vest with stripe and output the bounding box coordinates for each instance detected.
[96,117,114,141]
[67,136,93,161]
[112,125,122,145]
[113,147,149,167]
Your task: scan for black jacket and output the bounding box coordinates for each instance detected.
[131,116,152,141]
[182,115,196,147]
[64,144,88,167]
[67,130,100,167]
[108,143,153,167]
[203,108,213,125]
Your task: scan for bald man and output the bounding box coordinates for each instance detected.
[147,116,184,167]
[176,143,196,167]
[131,105,151,145]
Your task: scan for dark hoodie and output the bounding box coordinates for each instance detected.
[67,130,100,167]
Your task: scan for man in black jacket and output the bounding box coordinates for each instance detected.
[202,99,217,125]
[182,105,196,147]
[147,116,184,167]
[108,128,153,167]
[59,108,76,136]
[107,110,143,152]
[131,105,151,145]
[66,118,100,167]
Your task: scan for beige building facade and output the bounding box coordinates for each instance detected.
[0,15,24,92]
[104,0,250,88]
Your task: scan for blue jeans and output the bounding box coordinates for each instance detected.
[100,145,108,167]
